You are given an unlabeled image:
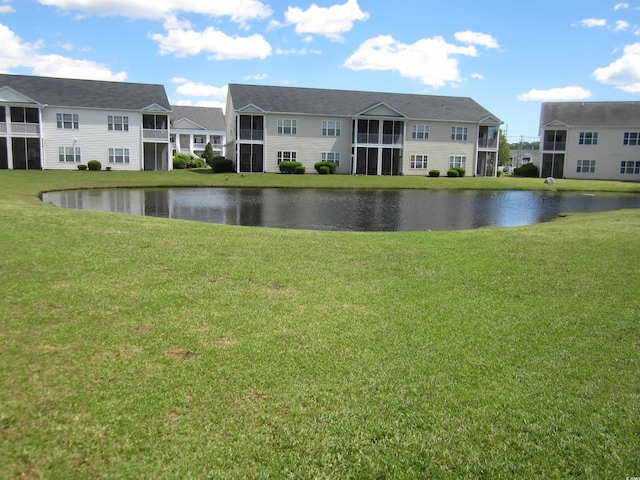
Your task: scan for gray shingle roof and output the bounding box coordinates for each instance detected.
[170,105,225,131]
[541,101,640,128]
[228,84,501,123]
[0,73,170,111]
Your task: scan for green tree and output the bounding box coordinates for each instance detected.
[498,130,511,166]
[202,142,216,167]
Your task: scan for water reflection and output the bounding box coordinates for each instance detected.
[43,188,640,231]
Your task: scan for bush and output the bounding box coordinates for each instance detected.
[210,157,234,173]
[77,164,87,171]
[454,167,466,177]
[87,160,101,171]
[314,161,337,174]
[187,157,206,169]
[279,161,304,174]
[317,165,330,175]
[295,165,306,174]
[428,170,440,177]
[496,169,502,177]
[447,168,459,177]
[513,163,539,178]
[202,142,216,166]
[173,157,187,169]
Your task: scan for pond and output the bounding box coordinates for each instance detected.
[42,188,640,231]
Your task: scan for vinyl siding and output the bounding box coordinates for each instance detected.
[41,108,144,170]
[265,114,352,173]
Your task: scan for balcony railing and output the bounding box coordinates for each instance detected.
[543,142,566,151]
[478,139,498,149]
[356,133,380,144]
[143,129,169,140]
[0,122,6,134]
[239,129,264,141]
[10,123,40,135]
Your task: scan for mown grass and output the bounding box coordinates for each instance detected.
[1,170,639,478]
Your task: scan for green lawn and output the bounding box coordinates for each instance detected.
[1,170,639,478]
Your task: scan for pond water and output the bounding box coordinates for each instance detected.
[42,188,640,231]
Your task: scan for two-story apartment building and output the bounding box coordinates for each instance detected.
[170,105,226,158]
[539,101,640,180]
[225,84,502,176]
[0,74,171,170]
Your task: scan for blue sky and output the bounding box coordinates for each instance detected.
[1,0,639,142]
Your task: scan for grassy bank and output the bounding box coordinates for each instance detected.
[1,171,639,478]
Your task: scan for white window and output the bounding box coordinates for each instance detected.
[578,132,597,145]
[411,124,429,140]
[56,113,79,130]
[321,152,340,166]
[451,126,468,141]
[322,120,341,136]
[108,148,130,164]
[277,151,297,164]
[449,155,467,168]
[58,146,81,162]
[277,119,297,135]
[620,161,640,174]
[108,115,129,131]
[623,132,639,146]
[576,159,595,173]
[410,154,428,169]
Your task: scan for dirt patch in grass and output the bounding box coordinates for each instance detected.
[164,348,198,360]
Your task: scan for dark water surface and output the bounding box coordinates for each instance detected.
[42,188,640,231]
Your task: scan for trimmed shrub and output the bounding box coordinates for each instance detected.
[447,168,459,177]
[173,157,187,169]
[317,165,330,175]
[77,164,87,171]
[202,142,216,166]
[210,157,233,173]
[513,162,539,178]
[188,157,206,169]
[454,167,466,177]
[314,161,337,174]
[87,160,102,171]
[295,165,306,174]
[279,161,304,174]
[428,170,440,177]
[105,166,112,171]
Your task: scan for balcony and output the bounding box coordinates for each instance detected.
[143,129,169,140]
[10,123,40,135]
[239,129,264,141]
[0,122,6,134]
[478,138,498,149]
[543,141,566,151]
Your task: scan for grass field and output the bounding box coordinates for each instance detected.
[1,170,639,478]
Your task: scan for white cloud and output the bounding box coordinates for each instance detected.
[454,31,499,49]
[244,73,268,81]
[149,27,272,60]
[471,73,485,80]
[614,3,629,10]
[517,86,591,101]
[593,42,640,92]
[616,20,631,31]
[176,99,226,109]
[578,18,607,27]
[0,23,125,80]
[344,34,477,88]
[284,0,369,42]
[0,3,14,14]
[37,0,272,23]
[175,81,227,99]
[276,47,322,55]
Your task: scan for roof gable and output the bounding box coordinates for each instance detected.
[0,86,39,105]
[237,103,266,113]
[357,102,406,117]
[174,117,205,130]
